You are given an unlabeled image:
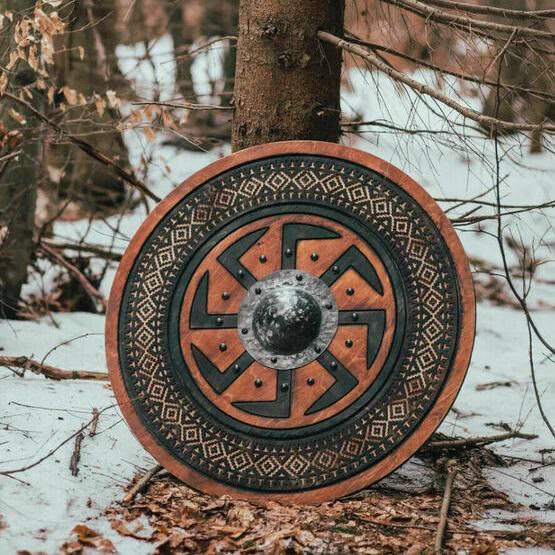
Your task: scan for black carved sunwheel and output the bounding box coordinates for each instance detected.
[107,142,475,503]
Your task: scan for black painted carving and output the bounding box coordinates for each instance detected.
[306,350,359,415]
[192,345,254,394]
[281,223,340,270]
[218,227,269,289]
[320,246,384,295]
[338,310,386,369]
[190,272,238,329]
[233,370,293,418]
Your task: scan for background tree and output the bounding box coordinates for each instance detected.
[46,1,131,216]
[0,0,44,318]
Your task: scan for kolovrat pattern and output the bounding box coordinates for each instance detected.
[118,155,459,492]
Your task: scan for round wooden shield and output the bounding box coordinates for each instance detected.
[106,141,475,503]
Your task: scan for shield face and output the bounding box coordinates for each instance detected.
[107,142,475,503]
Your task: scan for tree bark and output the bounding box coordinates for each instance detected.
[0,0,40,318]
[231,0,344,151]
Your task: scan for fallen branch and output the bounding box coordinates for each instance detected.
[2,92,160,203]
[39,243,107,313]
[123,464,163,504]
[0,355,108,381]
[89,408,100,437]
[0,405,115,477]
[70,432,84,477]
[425,431,537,451]
[318,31,555,135]
[435,460,458,554]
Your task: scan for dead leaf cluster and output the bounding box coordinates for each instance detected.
[89,449,555,554]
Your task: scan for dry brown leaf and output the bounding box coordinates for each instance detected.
[8,108,26,125]
[161,109,177,130]
[28,45,39,71]
[110,518,151,541]
[93,94,106,117]
[201,497,228,513]
[227,504,255,528]
[70,524,116,554]
[106,90,121,109]
[61,86,78,106]
[0,73,8,96]
[7,51,18,70]
[143,126,156,142]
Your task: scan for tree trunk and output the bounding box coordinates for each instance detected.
[0,0,40,318]
[231,0,344,151]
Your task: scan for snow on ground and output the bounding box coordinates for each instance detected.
[1,35,555,553]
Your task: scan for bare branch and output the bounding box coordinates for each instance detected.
[377,0,555,39]
[131,100,233,111]
[344,34,555,103]
[0,405,115,477]
[435,461,458,555]
[69,432,84,477]
[424,0,555,19]
[2,92,161,203]
[39,243,107,313]
[43,239,122,262]
[318,32,555,134]
[123,464,163,504]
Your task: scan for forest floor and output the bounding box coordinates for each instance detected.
[1,36,555,553]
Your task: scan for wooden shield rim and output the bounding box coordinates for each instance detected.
[106,140,476,504]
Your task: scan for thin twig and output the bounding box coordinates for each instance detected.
[527,317,555,439]
[123,464,163,504]
[43,239,123,262]
[343,33,555,103]
[378,0,554,39]
[132,100,233,111]
[425,431,538,450]
[435,461,458,554]
[0,355,108,381]
[317,32,555,135]
[423,0,555,19]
